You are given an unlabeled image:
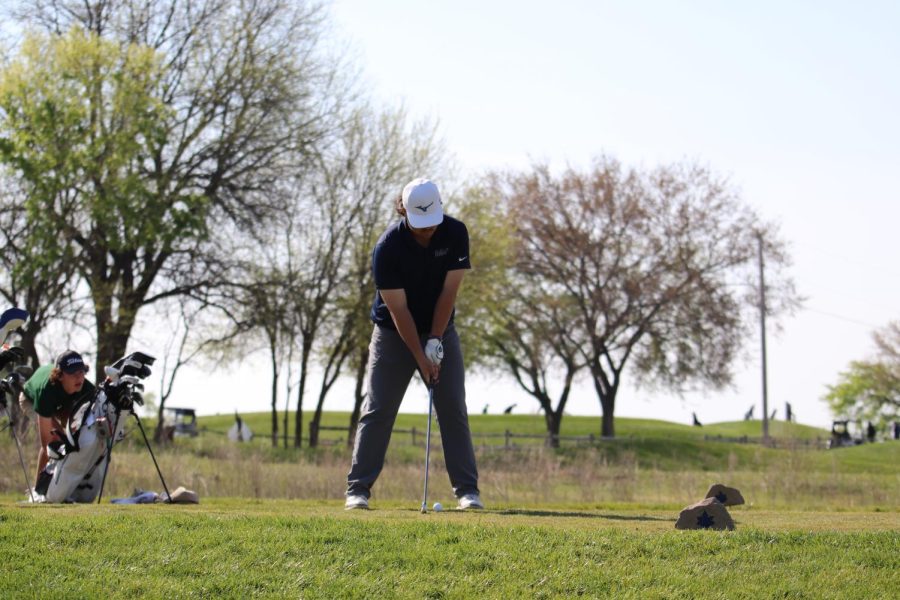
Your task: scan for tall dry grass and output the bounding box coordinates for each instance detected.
[3,434,895,509]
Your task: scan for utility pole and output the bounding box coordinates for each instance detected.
[757,232,770,443]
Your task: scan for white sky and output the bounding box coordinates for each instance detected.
[144,1,900,430]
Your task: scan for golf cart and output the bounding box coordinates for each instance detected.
[162,407,198,439]
[827,420,860,449]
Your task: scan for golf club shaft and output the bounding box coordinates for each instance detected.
[132,412,171,499]
[96,408,121,504]
[11,424,35,503]
[420,385,434,513]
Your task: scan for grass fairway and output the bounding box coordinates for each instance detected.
[1,500,898,598]
[2,414,898,597]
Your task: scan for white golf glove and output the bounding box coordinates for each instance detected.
[424,336,444,366]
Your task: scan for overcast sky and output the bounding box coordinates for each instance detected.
[146,1,900,430]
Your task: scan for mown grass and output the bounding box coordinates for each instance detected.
[0,501,897,599]
[1,414,898,598]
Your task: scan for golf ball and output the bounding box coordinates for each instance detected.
[432,502,443,512]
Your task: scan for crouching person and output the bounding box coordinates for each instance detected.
[22,350,96,499]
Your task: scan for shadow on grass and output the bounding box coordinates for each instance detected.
[495,508,672,522]
[394,507,671,522]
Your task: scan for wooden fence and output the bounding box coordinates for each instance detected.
[314,424,626,449]
[702,434,827,449]
[203,424,829,450]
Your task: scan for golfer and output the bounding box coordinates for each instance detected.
[345,178,482,510]
[21,350,95,492]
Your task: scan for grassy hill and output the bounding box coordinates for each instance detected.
[187,411,898,475]
[195,410,829,443]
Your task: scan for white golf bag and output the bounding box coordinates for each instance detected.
[39,351,155,503]
[43,387,132,503]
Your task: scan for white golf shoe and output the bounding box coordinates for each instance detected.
[456,493,484,510]
[344,494,369,510]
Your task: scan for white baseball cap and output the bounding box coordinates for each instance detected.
[402,178,443,229]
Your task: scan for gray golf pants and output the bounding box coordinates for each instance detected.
[347,324,479,499]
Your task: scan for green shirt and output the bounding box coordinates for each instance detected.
[23,364,96,418]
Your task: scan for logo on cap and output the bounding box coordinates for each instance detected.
[402,178,444,229]
[55,350,88,374]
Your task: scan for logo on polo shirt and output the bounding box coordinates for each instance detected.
[435,248,448,257]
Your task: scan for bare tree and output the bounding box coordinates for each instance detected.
[490,290,586,446]
[294,105,446,447]
[483,159,799,437]
[154,302,196,442]
[285,170,359,448]
[192,218,297,447]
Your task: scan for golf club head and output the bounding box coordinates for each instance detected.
[104,365,121,383]
[420,503,427,514]
[108,352,155,380]
[0,308,28,343]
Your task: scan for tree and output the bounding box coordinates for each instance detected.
[248,264,296,449]
[489,289,586,446]
[151,299,232,443]
[0,28,176,374]
[0,178,85,368]
[205,170,358,449]
[825,321,900,429]
[293,105,445,447]
[454,181,586,445]
[188,217,299,447]
[2,0,344,373]
[479,159,799,437]
[283,172,357,448]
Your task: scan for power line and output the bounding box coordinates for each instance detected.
[802,306,881,329]
[793,240,900,280]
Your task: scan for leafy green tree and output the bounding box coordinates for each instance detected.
[2,0,343,374]
[0,28,178,371]
[825,322,900,430]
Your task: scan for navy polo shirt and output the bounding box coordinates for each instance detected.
[370,216,471,333]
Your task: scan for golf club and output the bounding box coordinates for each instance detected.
[131,410,171,501]
[0,308,31,501]
[0,307,28,343]
[0,367,35,502]
[96,405,122,505]
[420,384,434,514]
